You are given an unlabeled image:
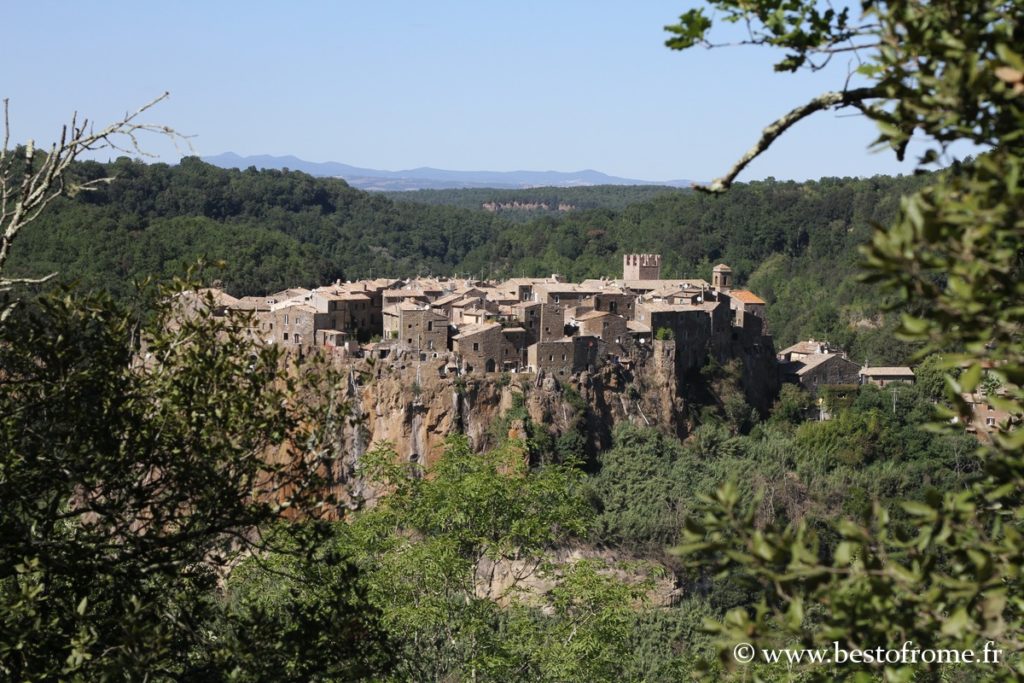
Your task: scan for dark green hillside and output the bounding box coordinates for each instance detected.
[7,156,927,360]
[5,156,504,296]
[385,185,688,216]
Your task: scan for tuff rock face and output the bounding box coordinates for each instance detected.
[328,336,778,481]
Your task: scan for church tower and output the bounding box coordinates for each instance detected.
[623,253,662,280]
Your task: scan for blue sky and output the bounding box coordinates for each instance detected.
[3,1,931,182]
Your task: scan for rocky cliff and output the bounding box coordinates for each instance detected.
[324,335,779,507]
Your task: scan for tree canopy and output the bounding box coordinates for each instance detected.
[668,0,1024,678]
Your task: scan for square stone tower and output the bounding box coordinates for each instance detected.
[712,263,733,291]
[623,253,662,280]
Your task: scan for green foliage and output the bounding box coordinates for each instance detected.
[198,526,392,680]
[593,424,691,551]
[669,0,1024,678]
[0,284,338,678]
[329,435,663,681]
[770,383,815,426]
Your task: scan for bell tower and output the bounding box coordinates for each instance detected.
[623,253,662,280]
[712,263,733,291]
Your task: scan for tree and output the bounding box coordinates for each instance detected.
[0,100,350,678]
[667,1,1024,679]
[0,94,188,304]
[323,435,656,682]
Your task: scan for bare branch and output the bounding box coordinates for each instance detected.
[0,272,57,290]
[0,93,191,282]
[698,86,882,193]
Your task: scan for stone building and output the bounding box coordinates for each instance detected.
[452,322,526,372]
[958,391,1015,443]
[579,290,638,320]
[780,353,862,394]
[622,253,662,281]
[728,289,767,334]
[514,301,567,345]
[712,263,733,291]
[527,336,600,376]
[382,304,449,352]
[859,366,916,387]
[270,302,322,351]
[777,339,838,363]
[575,310,628,347]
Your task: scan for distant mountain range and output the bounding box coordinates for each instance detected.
[201,152,696,191]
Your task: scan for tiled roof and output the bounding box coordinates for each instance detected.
[860,366,915,376]
[730,290,766,305]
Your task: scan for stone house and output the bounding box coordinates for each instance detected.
[270,302,322,350]
[382,303,449,352]
[574,310,629,347]
[579,290,638,320]
[310,290,375,339]
[781,353,862,393]
[527,336,600,377]
[514,301,566,345]
[859,366,916,386]
[958,391,1016,443]
[728,289,767,335]
[452,322,526,372]
[777,339,837,363]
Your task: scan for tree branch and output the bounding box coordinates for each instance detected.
[0,93,191,281]
[699,86,882,194]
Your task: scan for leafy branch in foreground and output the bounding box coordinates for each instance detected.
[669,0,1023,679]
[0,283,346,679]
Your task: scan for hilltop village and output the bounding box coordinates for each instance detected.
[194,254,772,379]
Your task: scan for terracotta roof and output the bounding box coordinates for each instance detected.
[275,302,317,314]
[793,353,843,375]
[860,366,915,376]
[432,292,465,307]
[452,322,501,340]
[730,290,766,305]
[779,340,831,356]
[576,310,612,321]
[269,287,311,301]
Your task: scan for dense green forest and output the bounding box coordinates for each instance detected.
[6,155,928,361]
[383,184,687,216]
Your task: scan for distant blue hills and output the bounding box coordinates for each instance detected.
[201,152,696,191]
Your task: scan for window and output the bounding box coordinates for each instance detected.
[986,417,997,427]
[283,315,289,325]
[283,332,289,340]
[428,340,434,350]
[427,321,433,331]
[473,342,479,351]
[562,353,567,361]
[553,295,560,303]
